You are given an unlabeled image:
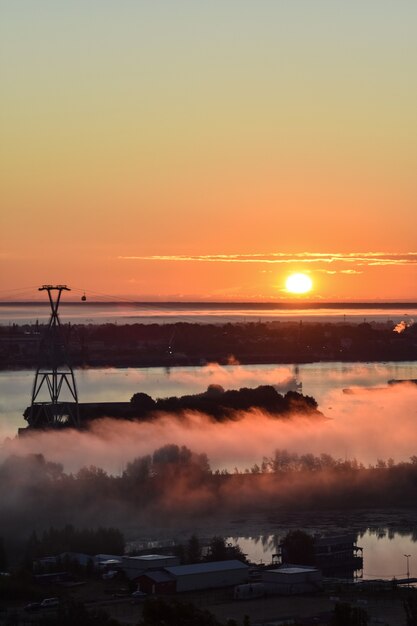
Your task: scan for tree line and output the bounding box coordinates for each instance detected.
[2,446,417,564]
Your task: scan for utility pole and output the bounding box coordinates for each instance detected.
[26,285,79,429]
[404,554,411,587]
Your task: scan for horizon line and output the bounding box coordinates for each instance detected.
[1,300,417,308]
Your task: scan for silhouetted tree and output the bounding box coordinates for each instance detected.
[186,534,202,564]
[25,525,124,560]
[331,602,368,626]
[130,392,156,413]
[405,593,417,626]
[205,537,247,563]
[139,597,224,626]
[0,537,7,571]
[280,530,315,565]
[36,599,122,625]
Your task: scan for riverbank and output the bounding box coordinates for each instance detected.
[1,319,416,370]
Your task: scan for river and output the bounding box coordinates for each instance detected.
[1,360,417,438]
[1,301,417,325]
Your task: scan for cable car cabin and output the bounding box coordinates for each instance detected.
[81,294,87,301]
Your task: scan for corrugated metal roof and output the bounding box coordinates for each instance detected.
[271,566,319,575]
[166,560,248,577]
[140,570,175,583]
[126,554,176,561]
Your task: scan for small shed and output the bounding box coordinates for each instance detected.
[122,554,179,580]
[165,560,249,593]
[138,570,177,595]
[262,566,322,595]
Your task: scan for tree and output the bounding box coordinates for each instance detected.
[331,602,368,626]
[404,593,417,626]
[36,600,122,626]
[25,525,125,560]
[139,597,224,626]
[280,530,315,566]
[205,537,247,563]
[186,535,202,564]
[0,537,7,571]
[130,392,156,413]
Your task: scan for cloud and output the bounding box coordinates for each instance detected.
[118,252,417,268]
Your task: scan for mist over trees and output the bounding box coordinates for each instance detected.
[2,445,417,563]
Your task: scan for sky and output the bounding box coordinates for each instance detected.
[1,1,417,302]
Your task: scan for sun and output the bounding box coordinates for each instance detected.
[285,273,313,294]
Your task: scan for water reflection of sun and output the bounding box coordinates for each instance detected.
[285,273,313,294]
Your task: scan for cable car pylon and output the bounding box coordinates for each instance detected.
[26,285,79,429]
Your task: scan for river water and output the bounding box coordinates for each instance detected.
[226,528,417,580]
[1,360,417,438]
[1,301,417,325]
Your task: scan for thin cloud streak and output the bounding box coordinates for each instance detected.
[119,252,417,268]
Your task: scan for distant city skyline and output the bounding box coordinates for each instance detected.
[1,1,417,301]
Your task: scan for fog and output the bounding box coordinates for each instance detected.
[1,382,417,562]
[2,383,417,475]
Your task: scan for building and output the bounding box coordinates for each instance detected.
[275,533,363,577]
[137,570,177,595]
[313,534,363,575]
[164,560,249,592]
[262,566,322,595]
[122,554,179,580]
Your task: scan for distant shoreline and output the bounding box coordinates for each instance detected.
[1,317,416,370]
[1,301,417,309]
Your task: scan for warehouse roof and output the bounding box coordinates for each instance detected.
[165,560,248,577]
[139,570,175,583]
[270,566,319,575]
[125,554,176,562]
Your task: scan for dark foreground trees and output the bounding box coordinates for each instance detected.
[280,530,315,566]
[139,597,248,626]
[25,525,125,563]
[331,602,368,626]
[405,592,417,626]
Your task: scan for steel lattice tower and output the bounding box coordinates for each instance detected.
[27,285,79,428]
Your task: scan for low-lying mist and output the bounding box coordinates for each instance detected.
[2,383,417,474]
[1,382,417,561]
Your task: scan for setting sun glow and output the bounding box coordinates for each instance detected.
[285,273,313,294]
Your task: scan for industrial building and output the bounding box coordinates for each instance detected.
[137,570,177,595]
[261,566,322,595]
[275,533,363,576]
[313,534,363,573]
[161,560,249,593]
[122,554,179,580]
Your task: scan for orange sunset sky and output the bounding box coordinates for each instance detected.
[1,1,417,301]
